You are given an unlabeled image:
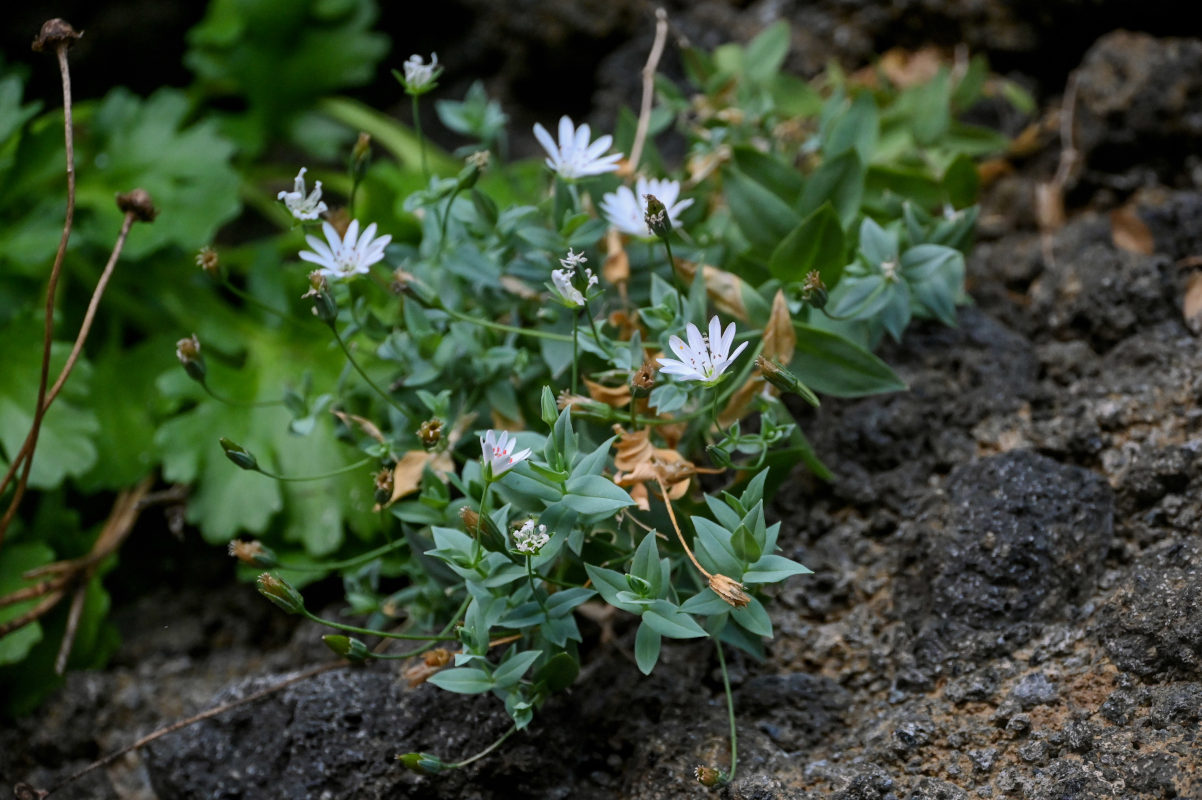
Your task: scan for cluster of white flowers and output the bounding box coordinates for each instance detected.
[550,248,598,308]
[512,519,550,554]
[600,177,693,237]
[299,220,392,281]
[533,116,622,180]
[480,429,531,479]
[278,167,328,221]
[657,315,749,385]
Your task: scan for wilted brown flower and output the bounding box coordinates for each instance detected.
[708,573,750,608]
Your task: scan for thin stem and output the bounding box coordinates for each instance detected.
[412,94,428,181]
[255,457,374,483]
[571,312,580,395]
[439,186,462,249]
[447,725,518,769]
[715,640,738,783]
[661,236,684,318]
[220,278,308,328]
[655,477,711,580]
[628,8,669,172]
[373,594,471,660]
[582,299,611,356]
[0,42,77,549]
[442,306,574,342]
[301,608,458,642]
[329,325,410,419]
[474,480,494,564]
[201,381,284,409]
[275,537,410,572]
[527,556,551,616]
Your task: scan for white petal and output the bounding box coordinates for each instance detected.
[533,122,557,159]
[558,116,576,149]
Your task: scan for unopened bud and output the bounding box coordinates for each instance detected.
[302,271,338,325]
[417,418,444,449]
[397,752,444,775]
[630,361,656,398]
[32,19,81,53]
[115,188,158,222]
[694,765,723,787]
[643,194,672,239]
[708,573,751,608]
[456,151,489,191]
[706,443,734,469]
[756,355,820,408]
[256,573,305,615]
[459,505,480,535]
[219,437,260,471]
[352,132,372,166]
[175,334,206,383]
[227,539,278,568]
[323,635,371,663]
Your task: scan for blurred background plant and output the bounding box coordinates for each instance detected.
[0,0,1027,735]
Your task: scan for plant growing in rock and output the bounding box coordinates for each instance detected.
[198,19,1023,783]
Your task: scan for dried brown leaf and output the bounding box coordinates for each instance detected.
[1110,205,1155,255]
[1184,271,1202,335]
[603,228,631,288]
[331,410,386,444]
[584,378,632,408]
[499,275,540,300]
[675,260,747,320]
[380,449,455,508]
[762,289,795,364]
[1035,181,1065,232]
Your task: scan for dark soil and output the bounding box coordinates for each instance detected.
[4,4,1202,800]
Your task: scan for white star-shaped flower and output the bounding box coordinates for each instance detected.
[600,177,693,237]
[513,519,550,554]
[481,429,532,480]
[298,220,391,281]
[549,248,598,308]
[278,167,328,221]
[657,316,749,385]
[532,116,623,180]
[402,53,441,94]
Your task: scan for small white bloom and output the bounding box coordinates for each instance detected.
[513,519,550,554]
[481,429,532,479]
[532,116,623,180]
[277,167,328,221]
[881,258,899,282]
[560,248,588,270]
[551,268,586,307]
[601,177,694,237]
[298,220,392,281]
[657,315,749,385]
[402,53,440,93]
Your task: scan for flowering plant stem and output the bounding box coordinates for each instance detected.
[440,304,574,343]
[412,94,428,181]
[715,640,738,784]
[448,725,518,769]
[220,278,308,328]
[474,481,494,563]
[200,381,284,409]
[300,608,458,642]
[659,236,684,318]
[255,457,374,482]
[329,325,410,419]
[571,312,580,394]
[526,556,551,617]
[367,594,472,660]
[270,537,410,572]
[438,186,463,249]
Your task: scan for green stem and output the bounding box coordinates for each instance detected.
[370,594,471,660]
[256,457,374,483]
[582,299,611,357]
[571,312,579,395]
[412,94,428,181]
[438,187,462,250]
[661,236,684,318]
[301,608,458,642]
[220,279,308,328]
[527,556,551,616]
[329,325,410,419]
[442,306,573,342]
[447,725,518,769]
[474,481,494,564]
[201,380,283,409]
[715,640,738,783]
[275,537,409,572]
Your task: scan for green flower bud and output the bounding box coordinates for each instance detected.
[643,194,672,240]
[756,356,820,408]
[175,334,206,384]
[706,443,734,469]
[219,438,260,472]
[255,573,305,615]
[323,635,371,663]
[801,270,828,310]
[228,539,279,568]
[397,752,444,775]
[694,765,723,787]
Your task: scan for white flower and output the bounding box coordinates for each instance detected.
[402,53,440,93]
[481,429,532,479]
[277,167,328,221]
[513,519,550,554]
[600,177,694,237]
[298,220,392,281]
[532,116,622,180]
[657,315,749,385]
[549,248,598,308]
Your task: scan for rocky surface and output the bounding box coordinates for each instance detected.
[5,9,1202,800]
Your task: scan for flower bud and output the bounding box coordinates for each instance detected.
[227,539,278,568]
[755,356,820,408]
[196,246,221,277]
[694,765,723,787]
[175,334,206,384]
[706,443,734,469]
[397,752,444,775]
[643,194,672,240]
[302,271,338,325]
[352,132,372,172]
[459,505,480,535]
[708,573,751,608]
[323,635,371,663]
[116,188,158,222]
[256,573,305,615]
[374,467,395,505]
[219,438,260,472]
[456,151,489,191]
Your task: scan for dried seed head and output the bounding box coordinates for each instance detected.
[227,539,278,568]
[708,573,751,608]
[643,193,671,239]
[694,765,722,787]
[115,188,158,222]
[801,270,828,309]
[373,467,394,505]
[32,19,81,53]
[417,418,444,449]
[175,333,203,380]
[631,360,657,397]
[196,246,220,276]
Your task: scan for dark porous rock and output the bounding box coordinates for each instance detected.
[898,450,1114,663]
[1008,671,1059,709]
[737,672,851,751]
[832,764,896,800]
[903,777,967,800]
[1137,189,1202,262]
[1028,228,1177,352]
[1113,445,1196,514]
[1095,537,1202,679]
[1147,682,1202,728]
[1074,31,1202,178]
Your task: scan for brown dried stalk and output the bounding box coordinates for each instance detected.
[627,8,670,173]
